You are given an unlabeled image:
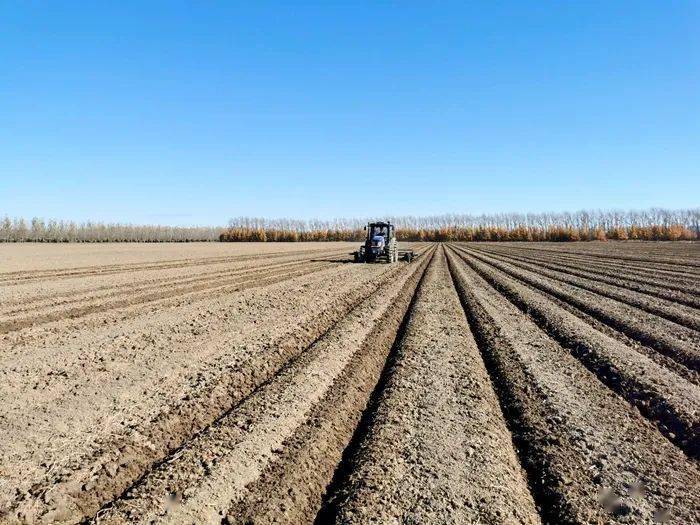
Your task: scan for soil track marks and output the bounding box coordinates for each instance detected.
[457,246,700,372]
[445,246,700,523]
[0,254,350,334]
[1,241,698,524]
[320,248,540,524]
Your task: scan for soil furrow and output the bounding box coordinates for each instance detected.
[480,243,700,280]
[89,247,436,525]
[478,244,700,284]
[475,241,700,284]
[1,259,415,523]
[1,245,427,349]
[319,246,541,524]
[0,251,347,313]
[446,248,700,524]
[0,260,336,333]
[0,246,350,284]
[471,269,700,386]
[3,240,698,525]
[449,246,700,458]
[493,243,700,270]
[469,246,700,331]
[453,245,700,371]
[473,245,700,305]
[1,266,361,349]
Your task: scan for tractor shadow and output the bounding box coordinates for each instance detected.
[309,258,355,264]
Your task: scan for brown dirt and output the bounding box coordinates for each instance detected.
[474,244,700,292]
[457,246,700,371]
[449,246,700,457]
[1,240,698,524]
[321,247,540,524]
[93,246,436,524]
[446,247,700,524]
[0,244,424,523]
[0,242,358,273]
[472,244,700,311]
[498,241,700,269]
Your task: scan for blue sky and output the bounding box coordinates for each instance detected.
[1,1,698,225]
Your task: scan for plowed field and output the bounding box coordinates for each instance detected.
[1,241,698,524]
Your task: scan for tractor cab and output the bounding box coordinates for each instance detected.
[368,223,392,248]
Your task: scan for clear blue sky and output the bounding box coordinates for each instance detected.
[1,1,698,225]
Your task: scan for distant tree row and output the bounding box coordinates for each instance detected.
[0,216,220,242]
[392,223,696,242]
[222,208,700,242]
[2,208,698,243]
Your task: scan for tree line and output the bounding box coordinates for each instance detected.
[221,208,699,242]
[0,217,220,242]
[1,208,698,243]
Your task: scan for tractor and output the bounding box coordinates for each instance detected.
[353,221,414,263]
